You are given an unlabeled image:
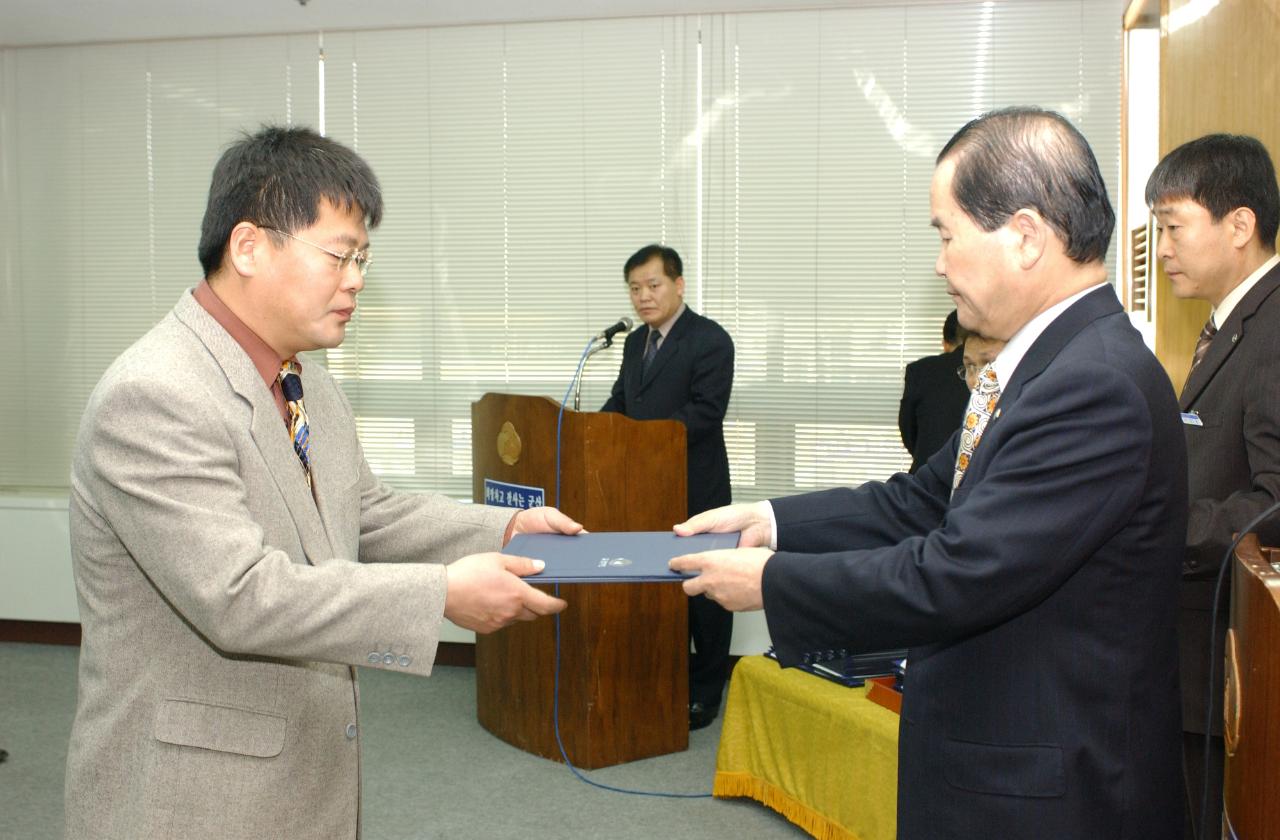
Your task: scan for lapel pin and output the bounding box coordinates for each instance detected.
[994,408,1002,419]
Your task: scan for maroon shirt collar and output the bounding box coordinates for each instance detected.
[192,279,294,423]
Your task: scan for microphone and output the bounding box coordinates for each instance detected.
[571,317,633,411]
[596,316,633,347]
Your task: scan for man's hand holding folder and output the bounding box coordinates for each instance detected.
[443,505,583,633]
[670,501,776,611]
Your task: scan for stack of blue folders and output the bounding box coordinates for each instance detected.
[765,646,907,688]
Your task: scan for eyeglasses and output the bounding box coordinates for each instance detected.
[955,365,980,383]
[260,226,372,277]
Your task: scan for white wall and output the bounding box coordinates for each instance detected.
[0,496,79,622]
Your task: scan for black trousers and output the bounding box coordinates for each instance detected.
[688,593,733,707]
[1183,730,1224,840]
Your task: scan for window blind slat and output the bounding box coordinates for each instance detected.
[0,4,1120,503]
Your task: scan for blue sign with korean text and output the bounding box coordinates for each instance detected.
[482,478,546,510]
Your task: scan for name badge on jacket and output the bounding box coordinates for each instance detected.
[1180,411,1204,427]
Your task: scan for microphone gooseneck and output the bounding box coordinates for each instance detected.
[570,317,631,412]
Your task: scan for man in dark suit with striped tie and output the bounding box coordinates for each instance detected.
[602,244,735,730]
[1146,133,1280,840]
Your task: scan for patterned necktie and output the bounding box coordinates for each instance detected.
[278,360,312,488]
[643,328,662,372]
[1189,317,1217,375]
[953,364,1001,493]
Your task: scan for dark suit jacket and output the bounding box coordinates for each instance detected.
[899,346,970,472]
[1178,260,1280,735]
[602,307,733,517]
[762,288,1185,840]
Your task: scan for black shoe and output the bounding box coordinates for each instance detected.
[689,702,719,731]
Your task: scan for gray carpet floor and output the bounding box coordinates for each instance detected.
[0,642,806,839]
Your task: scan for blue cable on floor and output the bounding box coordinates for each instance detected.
[548,339,712,799]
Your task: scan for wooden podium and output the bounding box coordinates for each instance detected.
[471,392,690,769]
[1223,535,1280,838]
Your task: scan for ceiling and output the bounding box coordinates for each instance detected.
[0,0,870,48]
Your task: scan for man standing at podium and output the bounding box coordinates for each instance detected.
[672,108,1186,838]
[1146,133,1280,839]
[603,244,735,730]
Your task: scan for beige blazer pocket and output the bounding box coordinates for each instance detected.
[154,698,286,758]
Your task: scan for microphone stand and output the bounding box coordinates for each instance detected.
[571,336,613,411]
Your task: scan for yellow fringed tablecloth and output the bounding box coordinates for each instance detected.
[713,655,899,840]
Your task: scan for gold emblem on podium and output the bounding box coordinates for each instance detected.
[1224,627,1241,755]
[497,421,522,466]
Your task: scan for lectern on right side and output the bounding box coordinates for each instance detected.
[471,393,689,769]
[1223,534,1280,838]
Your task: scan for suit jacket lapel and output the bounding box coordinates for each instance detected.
[298,373,354,560]
[173,293,334,566]
[1179,265,1280,410]
[639,308,693,390]
[988,286,1124,436]
[953,287,1122,495]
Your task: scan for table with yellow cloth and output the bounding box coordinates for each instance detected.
[714,655,900,840]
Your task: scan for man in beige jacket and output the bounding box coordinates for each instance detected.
[64,126,578,839]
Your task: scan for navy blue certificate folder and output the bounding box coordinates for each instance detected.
[504,531,740,583]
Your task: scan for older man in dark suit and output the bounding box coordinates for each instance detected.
[673,108,1185,839]
[1147,133,1280,840]
[603,244,735,730]
[899,310,971,472]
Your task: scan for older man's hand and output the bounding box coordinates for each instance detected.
[669,546,774,611]
[673,501,774,549]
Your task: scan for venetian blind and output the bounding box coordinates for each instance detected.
[315,18,699,497]
[0,35,318,489]
[701,0,1120,499]
[0,1,1119,503]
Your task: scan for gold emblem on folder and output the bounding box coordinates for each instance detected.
[497,421,522,466]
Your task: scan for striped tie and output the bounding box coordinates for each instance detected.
[1189,317,1217,375]
[279,360,312,487]
[643,328,662,372]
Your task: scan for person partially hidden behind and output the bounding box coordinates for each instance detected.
[959,331,1005,391]
[672,107,1186,839]
[602,244,735,730]
[63,126,582,840]
[1146,133,1280,840]
[899,309,971,471]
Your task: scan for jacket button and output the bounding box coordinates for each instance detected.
[398,655,412,668]
[382,653,395,665]
[345,723,358,740]
[368,652,381,664]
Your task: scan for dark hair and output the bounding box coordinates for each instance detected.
[198,125,383,277]
[943,309,970,345]
[1144,134,1279,250]
[624,244,683,282]
[937,107,1115,264]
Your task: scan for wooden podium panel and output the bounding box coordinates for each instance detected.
[1223,536,1280,839]
[471,393,690,768]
